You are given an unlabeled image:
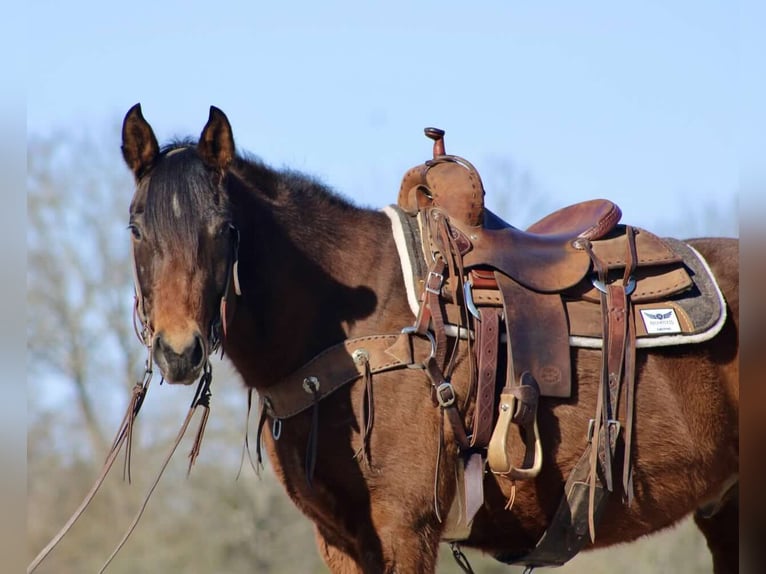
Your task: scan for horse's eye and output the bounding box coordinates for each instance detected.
[219,223,237,237]
[128,223,142,240]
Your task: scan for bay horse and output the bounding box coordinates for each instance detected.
[121,104,739,573]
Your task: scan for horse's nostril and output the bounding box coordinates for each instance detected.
[189,334,205,368]
[153,335,168,358]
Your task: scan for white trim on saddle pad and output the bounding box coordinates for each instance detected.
[568,244,727,349]
[383,205,422,317]
[383,206,728,350]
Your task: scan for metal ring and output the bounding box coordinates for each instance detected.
[590,275,636,295]
[463,281,481,320]
[272,418,282,440]
[401,326,437,362]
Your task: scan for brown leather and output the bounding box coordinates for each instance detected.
[572,265,692,303]
[455,218,592,293]
[261,333,434,419]
[589,227,680,269]
[426,160,485,227]
[398,156,486,227]
[496,272,572,398]
[455,223,677,296]
[526,199,622,240]
[565,299,694,338]
[425,357,470,450]
[471,308,501,447]
[397,165,427,215]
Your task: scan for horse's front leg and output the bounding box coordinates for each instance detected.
[314,525,365,574]
[369,514,442,574]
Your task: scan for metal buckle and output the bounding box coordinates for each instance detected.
[587,418,621,442]
[436,381,456,408]
[425,270,444,295]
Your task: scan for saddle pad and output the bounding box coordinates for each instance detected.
[567,238,727,349]
[383,206,727,350]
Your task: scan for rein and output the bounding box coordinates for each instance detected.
[28,227,241,572]
[27,357,154,573]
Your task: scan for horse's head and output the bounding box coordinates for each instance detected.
[121,104,239,384]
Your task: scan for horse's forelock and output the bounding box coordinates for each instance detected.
[145,146,224,262]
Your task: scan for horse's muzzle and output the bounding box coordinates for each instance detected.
[153,331,206,384]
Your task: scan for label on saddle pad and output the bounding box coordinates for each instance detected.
[639,308,682,334]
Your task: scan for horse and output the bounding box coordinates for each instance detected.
[120,104,739,573]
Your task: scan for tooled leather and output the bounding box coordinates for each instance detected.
[589,227,680,268]
[426,160,484,227]
[573,266,692,303]
[495,272,572,398]
[471,308,500,448]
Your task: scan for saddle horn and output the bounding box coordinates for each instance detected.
[424,127,446,157]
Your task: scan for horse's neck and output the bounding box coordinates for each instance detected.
[224,204,408,389]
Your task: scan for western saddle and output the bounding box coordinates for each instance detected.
[397,127,694,567]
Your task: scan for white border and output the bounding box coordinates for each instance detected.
[383,205,422,316]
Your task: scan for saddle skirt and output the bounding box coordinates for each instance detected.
[383,204,727,356]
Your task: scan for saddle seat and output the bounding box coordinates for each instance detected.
[457,200,622,293]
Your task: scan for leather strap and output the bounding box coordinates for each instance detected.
[425,357,470,451]
[471,307,500,448]
[261,333,434,419]
[495,272,572,398]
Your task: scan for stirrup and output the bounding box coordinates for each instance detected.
[487,372,543,480]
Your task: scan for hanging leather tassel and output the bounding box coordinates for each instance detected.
[303,377,321,488]
[237,388,261,479]
[187,365,213,476]
[254,396,271,476]
[118,361,152,483]
[187,404,211,475]
[621,226,638,505]
[353,350,374,467]
[583,239,611,542]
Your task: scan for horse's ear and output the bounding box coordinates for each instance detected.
[121,103,159,179]
[198,106,235,172]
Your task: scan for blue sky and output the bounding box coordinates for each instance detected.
[28,0,753,234]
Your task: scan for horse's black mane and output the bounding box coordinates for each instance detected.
[144,141,370,261]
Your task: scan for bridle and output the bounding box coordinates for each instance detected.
[129,221,242,357]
